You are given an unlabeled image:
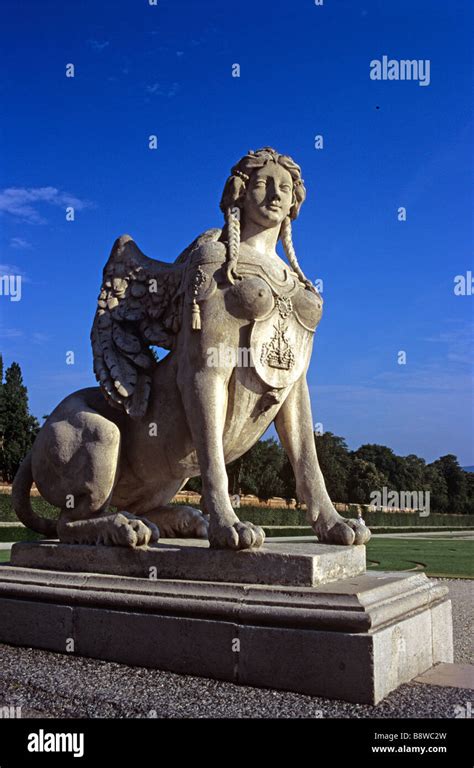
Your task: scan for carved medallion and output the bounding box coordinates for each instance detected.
[276,296,293,319]
[260,318,295,370]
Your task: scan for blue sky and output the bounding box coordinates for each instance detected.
[0,0,472,464]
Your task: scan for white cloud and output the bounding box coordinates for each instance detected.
[87,39,109,51]
[0,187,92,224]
[9,237,31,249]
[422,323,474,367]
[0,262,26,276]
[32,332,50,344]
[0,327,23,339]
[146,82,162,95]
[146,81,180,98]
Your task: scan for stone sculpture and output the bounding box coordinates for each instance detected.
[12,147,370,550]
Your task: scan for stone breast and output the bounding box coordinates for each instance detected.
[292,285,323,331]
[226,276,274,320]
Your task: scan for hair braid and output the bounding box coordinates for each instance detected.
[225,206,241,282]
[280,217,314,291]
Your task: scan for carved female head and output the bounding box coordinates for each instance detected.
[219,147,311,288]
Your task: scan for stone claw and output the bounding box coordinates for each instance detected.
[115,511,160,547]
[344,518,371,545]
[312,513,371,546]
[209,520,265,550]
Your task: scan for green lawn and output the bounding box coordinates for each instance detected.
[366,537,474,579]
[0,493,59,522]
[0,526,42,543]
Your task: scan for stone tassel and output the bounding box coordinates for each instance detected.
[191,299,201,330]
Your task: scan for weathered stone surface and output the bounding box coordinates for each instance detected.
[431,599,454,668]
[414,662,474,689]
[0,565,453,704]
[0,598,73,652]
[10,539,366,587]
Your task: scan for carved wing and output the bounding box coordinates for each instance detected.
[91,235,185,419]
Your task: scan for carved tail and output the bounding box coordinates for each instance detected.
[11,451,57,537]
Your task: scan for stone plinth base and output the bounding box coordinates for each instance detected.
[0,542,454,704]
[9,539,366,587]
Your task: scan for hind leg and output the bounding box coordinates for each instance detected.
[33,393,159,547]
[58,505,160,547]
[59,509,160,546]
[142,505,209,538]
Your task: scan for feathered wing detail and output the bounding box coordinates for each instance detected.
[91,229,223,420]
[91,235,185,419]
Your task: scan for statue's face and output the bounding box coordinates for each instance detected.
[242,162,293,228]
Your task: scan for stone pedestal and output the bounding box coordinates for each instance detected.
[9,539,366,586]
[0,540,454,704]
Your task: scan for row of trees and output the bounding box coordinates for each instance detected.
[1,357,472,514]
[0,357,40,482]
[312,434,474,514]
[188,433,474,515]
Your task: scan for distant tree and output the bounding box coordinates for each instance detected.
[279,454,297,505]
[347,458,388,505]
[464,472,474,515]
[226,455,244,497]
[315,432,351,502]
[399,454,426,490]
[0,354,4,444]
[0,361,40,482]
[0,356,4,474]
[183,476,202,494]
[423,464,449,514]
[256,466,284,502]
[355,444,406,487]
[431,455,468,514]
[227,439,284,501]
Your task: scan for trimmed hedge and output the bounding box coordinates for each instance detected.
[262,525,474,537]
[1,522,473,543]
[263,527,313,537]
[357,510,474,528]
[2,492,473,531]
[236,506,474,529]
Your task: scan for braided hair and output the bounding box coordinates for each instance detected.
[219,147,314,289]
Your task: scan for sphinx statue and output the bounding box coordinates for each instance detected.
[12,147,370,550]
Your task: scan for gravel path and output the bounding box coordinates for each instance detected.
[439,580,473,665]
[0,579,471,719]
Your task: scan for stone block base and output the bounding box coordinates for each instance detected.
[9,539,366,587]
[0,544,454,704]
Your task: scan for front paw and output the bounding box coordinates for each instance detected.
[313,519,355,546]
[312,514,370,546]
[344,518,371,544]
[209,520,265,550]
[116,511,160,547]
